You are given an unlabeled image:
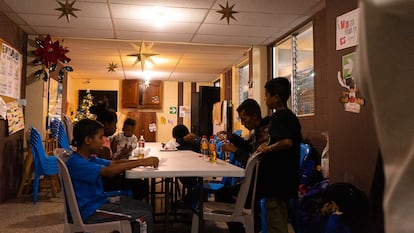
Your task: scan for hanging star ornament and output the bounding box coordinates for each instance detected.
[216,1,239,24]
[107,62,118,73]
[55,0,80,22]
[128,40,159,72]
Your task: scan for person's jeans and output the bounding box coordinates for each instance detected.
[85,196,153,233]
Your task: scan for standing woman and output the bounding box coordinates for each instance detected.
[89,103,149,201]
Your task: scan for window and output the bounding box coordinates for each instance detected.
[238,64,249,103]
[273,24,314,116]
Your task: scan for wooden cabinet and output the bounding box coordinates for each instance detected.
[126,112,157,142]
[122,80,163,109]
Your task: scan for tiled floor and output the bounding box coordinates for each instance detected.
[0,188,229,233]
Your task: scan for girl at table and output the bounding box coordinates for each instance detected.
[90,103,149,201]
[66,119,159,232]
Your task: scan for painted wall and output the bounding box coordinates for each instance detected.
[66,78,198,143]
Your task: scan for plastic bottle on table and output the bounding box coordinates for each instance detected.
[200,135,209,161]
[138,135,145,159]
[209,136,217,162]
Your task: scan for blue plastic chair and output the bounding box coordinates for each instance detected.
[259,142,311,233]
[29,127,59,204]
[51,118,71,150]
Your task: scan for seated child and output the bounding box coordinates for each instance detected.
[110,118,138,160]
[66,119,159,233]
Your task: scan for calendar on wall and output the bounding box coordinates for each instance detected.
[0,39,22,100]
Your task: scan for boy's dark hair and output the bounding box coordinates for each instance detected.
[72,119,104,147]
[123,118,136,127]
[236,98,262,119]
[89,102,117,124]
[172,124,189,139]
[264,77,291,103]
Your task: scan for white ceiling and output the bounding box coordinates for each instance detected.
[0,0,324,82]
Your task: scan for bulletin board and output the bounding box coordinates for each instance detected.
[0,39,22,101]
[0,39,24,135]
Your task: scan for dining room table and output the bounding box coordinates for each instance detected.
[125,142,245,233]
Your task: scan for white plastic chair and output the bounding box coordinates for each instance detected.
[191,154,260,233]
[55,151,132,233]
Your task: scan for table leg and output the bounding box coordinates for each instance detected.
[164,178,172,233]
[198,177,204,233]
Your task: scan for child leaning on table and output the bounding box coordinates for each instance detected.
[110,118,138,160]
[256,77,302,233]
[66,119,159,233]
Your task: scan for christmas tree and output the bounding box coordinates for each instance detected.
[74,90,94,122]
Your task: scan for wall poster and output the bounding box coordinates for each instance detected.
[0,40,22,99]
[336,8,359,50]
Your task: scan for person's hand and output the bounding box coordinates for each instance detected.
[217,131,232,141]
[221,142,237,153]
[183,133,198,142]
[120,144,132,155]
[256,142,270,153]
[142,156,159,168]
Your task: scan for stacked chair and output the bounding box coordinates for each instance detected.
[50,118,71,150]
[29,127,60,204]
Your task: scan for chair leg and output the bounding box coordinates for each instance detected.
[191,213,199,233]
[17,153,34,197]
[244,216,255,233]
[33,173,40,204]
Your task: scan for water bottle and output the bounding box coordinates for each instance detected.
[209,136,216,162]
[138,135,145,159]
[200,135,209,161]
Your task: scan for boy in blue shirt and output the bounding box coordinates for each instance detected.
[66,119,159,232]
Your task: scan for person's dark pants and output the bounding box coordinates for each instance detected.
[102,174,149,200]
[85,196,153,233]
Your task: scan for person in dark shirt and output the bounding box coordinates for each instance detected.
[216,98,270,233]
[256,78,302,233]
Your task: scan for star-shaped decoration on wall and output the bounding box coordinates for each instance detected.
[107,62,118,73]
[55,0,80,22]
[216,1,239,24]
[128,40,159,72]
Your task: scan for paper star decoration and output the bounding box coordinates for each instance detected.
[55,0,80,22]
[128,40,159,72]
[216,1,239,24]
[107,62,118,73]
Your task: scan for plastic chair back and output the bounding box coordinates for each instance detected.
[29,127,59,204]
[55,152,132,233]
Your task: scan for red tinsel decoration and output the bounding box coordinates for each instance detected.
[31,34,73,81]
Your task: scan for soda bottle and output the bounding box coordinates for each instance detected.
[209,135,216,154]
[138,135,145,159]
[200,135,209,161]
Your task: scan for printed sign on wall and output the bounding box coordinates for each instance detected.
[336,8,359,50]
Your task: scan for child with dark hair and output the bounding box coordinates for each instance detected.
[67,119,158,233]
[89,103,118,160]
[256,77,303,233]
[110,118,138,160]
[172,124,200,152]
[89,103,149,201]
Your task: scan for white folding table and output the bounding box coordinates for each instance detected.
[125,143,245,233]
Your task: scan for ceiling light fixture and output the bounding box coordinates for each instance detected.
[216,1,239,24]
[128,40,159,72]
[55,0,80,22]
